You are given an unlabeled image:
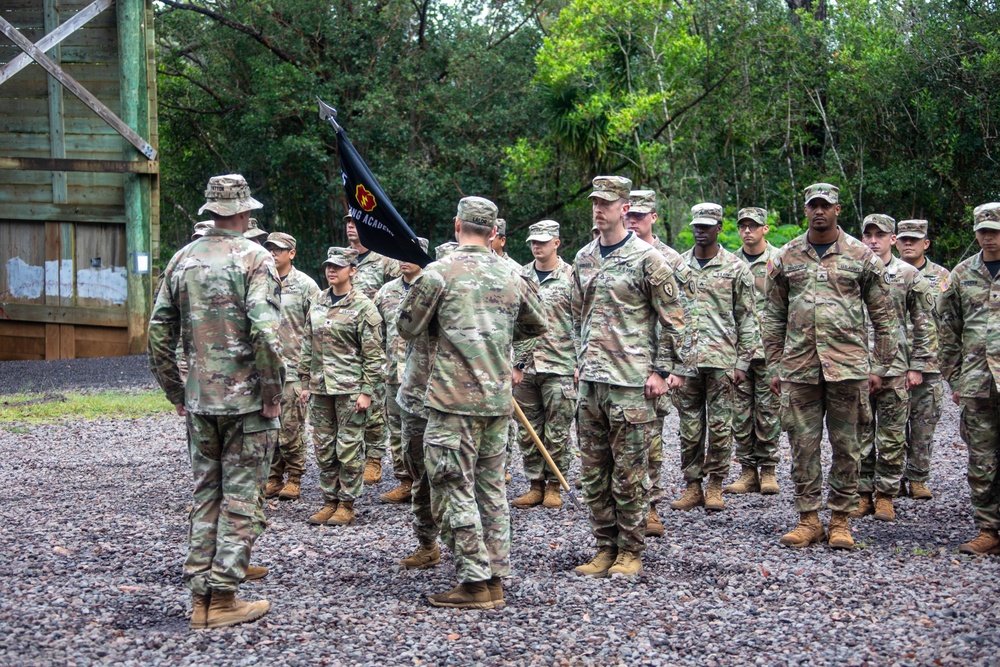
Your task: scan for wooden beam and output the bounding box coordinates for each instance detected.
[43,0,68,205]
[0,302,128,328]
[1,201,127,225]
[0,15,158,160]
[0,156,159,173]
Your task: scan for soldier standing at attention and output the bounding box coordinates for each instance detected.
[764,183,896,551]
[149,173,283,629]
[398,197,547,610]
[670,203,759,513]
[299,247,386,528]
[727,207,783,496]
[491,218,523,271]
[572,176,687,578]
[345,214,400,486]
[510,220,578,511]
[263,233,320,501]
[374,237,430,504]
[856,215,936,522]
[895,219,951,499]
[938,202,1000,556]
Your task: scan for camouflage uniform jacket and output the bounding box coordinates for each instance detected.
[148,227,285,414]
[913,258,951,375]
[398,245,548,417]
[397,331,435,418]
[938,252,1000,397]
[740,242,782,361]
[375,277,410,384]
[513,258,578,376]
[496,251,522,272]
[298,287,385,396]
[353,250,400,301]
[276,266,321,382]
[681,246,760,372]
[572,232,688,386]
[866,256,937,378]
[651,237,699,373]
[763,228,897,383]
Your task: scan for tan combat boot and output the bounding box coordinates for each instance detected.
[724,466,759,494]
[669,482,704,511]
[779,511,826,548]
[327,500,355,526]
[909,481,933,500]
[400,542,441,569]
[607,550,642,577]
[573,547,618,578]
[850,493,875,519]
[542,481,563,509]
[959,529,1000,556]
[759,466,780,495]
[487,576,505,610]
[704,475,725,512]
[511,480,545,509]
[363,458,383,485]
[264,478,284,499]
[646,506,665,538]
[874,491,896,522]
[379,478,413,504]
[827,511,855,550]
[242,565,268,582]
[278,476,301,500]
[205,590,270,628]
[190,592,210,630]
[427,581,494,609]
[307,502,337,525]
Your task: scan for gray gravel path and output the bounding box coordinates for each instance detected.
[0,355,156,395]
[1,392,998,665]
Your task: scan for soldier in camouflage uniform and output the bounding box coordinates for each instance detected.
[764,183,896,551]
[670,203,759,513]
[511,220,578,511]
[148,174,282,629]
[345,214,400,486]
[856,215,937,522]
[938,202,1000,556]
[298,247,386,528]
[263,233,321,501]
[492,218,522,482]
[245,218,269,245]
[572,176,688,579]
[895,219,951,499]
[398,197,547,610]
[727,207,783,496]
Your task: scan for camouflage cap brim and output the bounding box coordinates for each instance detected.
[322,258,352,267]
[588,190,619,202]
[689,218,722,227]
[526,232,557,243]
[974,220,1000,232]
[895,231,926,239]
[245,228,269,239]
[197,195,264,217]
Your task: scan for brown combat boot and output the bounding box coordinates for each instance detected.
[827,511,855,550]
[724,466,759,494]
[959,529,1000,556]
[759,466,780,495]
[242,565,268,582]
[190,592,210,630]
[511,480,545,509]
[779,511,826,548]
[400,542,441,569]
[307,502,337,525]
[205,590,270,628]
[542,481,563,509]
[850,493,875,519]
[379,478,413,504]
[427,581,494,609]
[487,576,505,610]
[669,482,704,511]
[606,550,642,577]
[573,547,618,578]
[704,475,725,512]
[327,500,355,526]
[278,476,301,500]
[874,491,896,522]
[264,478,284,499]
[646,506,665,538]
[363,458,383,485]
[909,481,933,500]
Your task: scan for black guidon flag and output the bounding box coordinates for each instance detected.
[335,127,432,268]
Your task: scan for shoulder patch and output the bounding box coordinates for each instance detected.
[648,263,673,287]
[766,257,781,276]
[940,277,950,293]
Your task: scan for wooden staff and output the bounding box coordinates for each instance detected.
[512,399,583,510]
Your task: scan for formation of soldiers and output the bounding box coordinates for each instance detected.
[148,173,1000,629]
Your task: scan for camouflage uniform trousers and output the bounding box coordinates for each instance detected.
[363,381,388,460]
[386,383,410,481]
[578,381,655,553]
[268,380,308,482]
[958,380,1000,531]
[859,375,909,495]
[671,369,735,483]
[732,358,781,468]
[512,372,576,482]
[905,374,944,483]
[648,395,672,507]
[781,379,870,513]
[424,408,511,584]
[400,407,438,545]
[311,393,368,503]
[184,412,276,595]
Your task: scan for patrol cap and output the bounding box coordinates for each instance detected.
[322,246,359,267]
[690,202,723,226]
[588,176,632,201]
[198,174,263,217]
[526,220,560,243]
[417,237,430,253]
[264,232,296,250]
[456,196,498,227]
[737,207,768,227]
[191,220,214,239]
[435,241,459,259]
[973,203,1000,232]
[343,215,354,224]
[895,219,928,239]
[863,214,896,234]
[629,190,657,214]
[244,218,269,241]
[804,183,839,205]
[495,218,508,236]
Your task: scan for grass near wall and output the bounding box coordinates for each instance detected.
[0,390,174,425]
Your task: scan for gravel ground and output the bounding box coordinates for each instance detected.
[0,355,156,395]
[1,360,998,665]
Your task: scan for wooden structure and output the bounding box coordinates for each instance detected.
[0,0,157,360]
